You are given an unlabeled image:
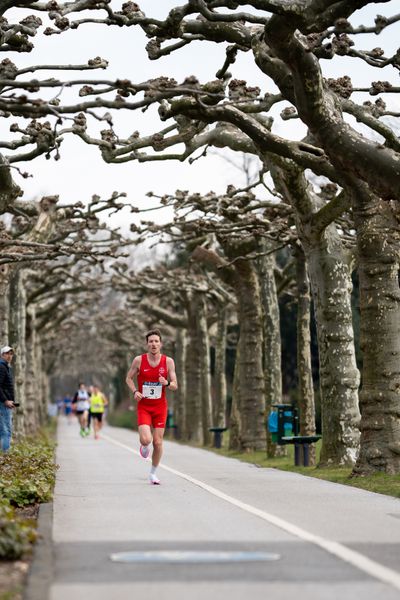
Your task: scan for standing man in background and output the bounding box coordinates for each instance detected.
[0,346,16,452]
[126,329,178,485]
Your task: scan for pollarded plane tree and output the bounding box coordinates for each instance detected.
[0,190,131,435]
[136,117,361,463]
[26,258,146,412]
[0,0,360,459]
[127,0,399,475]
[3,1,400,471]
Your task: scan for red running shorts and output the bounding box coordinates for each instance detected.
[137,399,168,429]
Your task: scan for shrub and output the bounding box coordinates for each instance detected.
[0,431,57,507]
[0,500,37,560]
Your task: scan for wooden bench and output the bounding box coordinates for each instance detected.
[281,435,321,466]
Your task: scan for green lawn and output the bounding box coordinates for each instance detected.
[213,441,400,498]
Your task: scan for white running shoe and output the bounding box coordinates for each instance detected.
[139,444,150,459]
[149,473,160,485]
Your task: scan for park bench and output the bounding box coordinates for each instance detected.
[281,434,322,466]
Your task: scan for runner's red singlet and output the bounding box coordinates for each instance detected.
[137,354,168,428]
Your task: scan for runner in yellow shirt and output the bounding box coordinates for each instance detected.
[89,385,108,440]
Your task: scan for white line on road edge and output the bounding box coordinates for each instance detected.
[101,433,400,592]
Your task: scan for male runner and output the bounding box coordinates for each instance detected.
[126,329,177,485]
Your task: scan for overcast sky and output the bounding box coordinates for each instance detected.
[6,1,399,233]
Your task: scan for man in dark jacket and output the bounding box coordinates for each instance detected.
[0,345,16,451]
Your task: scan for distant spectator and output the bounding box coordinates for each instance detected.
[0,345,16,452]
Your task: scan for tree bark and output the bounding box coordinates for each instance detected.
[193,245,266,451]
[213,306,228,428]
[25,304,40,434]
[197,294,212,445]
[351,187,400,475]
[294,244,317,465]
[272,164,361,465]
[8,268,27,436]
[173,327,187,440]
[228,343,241,451]
[0,267,9,344]
[184,292,203,443]
[257,239,282,456]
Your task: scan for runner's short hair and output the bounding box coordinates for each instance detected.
[146,329,162,342]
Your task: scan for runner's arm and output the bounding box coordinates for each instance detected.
[166,357,178,391]
[126,356,142,398]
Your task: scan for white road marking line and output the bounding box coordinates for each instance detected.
[101,433,400,592]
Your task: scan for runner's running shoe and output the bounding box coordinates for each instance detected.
[140,444,150,459]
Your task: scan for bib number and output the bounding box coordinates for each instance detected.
[142,382,162,399]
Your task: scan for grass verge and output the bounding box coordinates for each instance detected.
[216,442,400,498]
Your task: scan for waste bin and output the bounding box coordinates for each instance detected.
[267,404,299,444]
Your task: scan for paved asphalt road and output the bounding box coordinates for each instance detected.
[43,417,400,600]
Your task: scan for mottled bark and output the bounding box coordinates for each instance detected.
[197,295,212,445]
[295,245,317,465]
[306,229,361,466]
[185,293,203,443]
[193,246,266,451]
[36,340,48,429]
[0,266,9,344]
[173,328,187,440]
[8,268,27,436]
[228,343,241,451]
[272,164,361,465]
[213,307,228,428]
[257,239,282,456]
[231,260,266,451]
[25,305,40,434]
[352,190,400,475]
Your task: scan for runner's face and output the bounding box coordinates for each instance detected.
[147,335,161,355]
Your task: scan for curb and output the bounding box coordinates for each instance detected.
[23,502,54,600]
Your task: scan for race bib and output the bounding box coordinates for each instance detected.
[142,382,162,399]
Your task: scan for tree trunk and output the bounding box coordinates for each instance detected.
[192,245,266,451]
[213,306,228,428]
[0,267,10,344]
[185,293,203,443]
[295,245,317,465]
[25,305,40,434]
[196,295,212,445]
[352,191,400,475]
[271,164,361,466]
[228,344,242,451]
[8,267,27,437]
[306,228,361,466]
[235,259,266,451]
[257,239,282,456]
[173,327,187,440]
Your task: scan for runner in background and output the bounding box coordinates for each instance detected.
[89,385,108,440]
[72,383,90,437]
